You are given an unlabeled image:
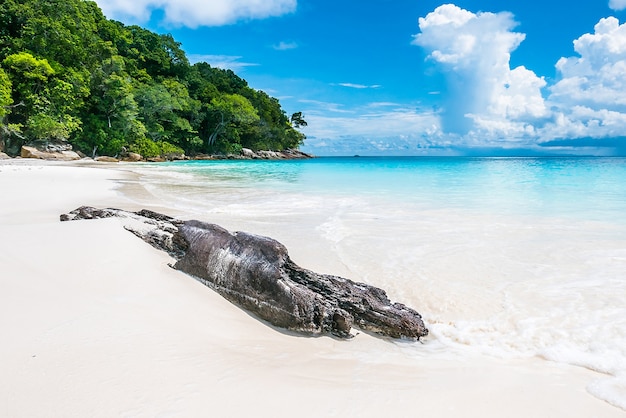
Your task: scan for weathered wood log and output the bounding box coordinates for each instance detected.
[61,206,428,340]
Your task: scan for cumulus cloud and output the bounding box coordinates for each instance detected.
[94,0,297,27]
[541,106,626,140]
[544,16,626,141]
[305,5,626,155]
[609,0,626,11]
[412,4,547,138]
[550,17,626,109]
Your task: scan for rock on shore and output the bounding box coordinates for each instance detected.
[21,145,81,161]
[193,148,313,160]
[240,148,314,159]
[0,144,313,162]
[60,206,428,340]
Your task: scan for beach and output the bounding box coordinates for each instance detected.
[1,159,624,417]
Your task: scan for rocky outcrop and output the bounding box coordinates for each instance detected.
[121,152,143,162]
[21,145,81,161]
[94,156,119,163]
[240,148,257,159]
[281,149,315,159]
[193,149,313,161]
[60,206,428,340]
[240,148,314,159]
[163,152,186,161]
[0,152,10,160]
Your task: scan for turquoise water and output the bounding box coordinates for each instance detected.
[132,157,626,410]
[146,157,626,222]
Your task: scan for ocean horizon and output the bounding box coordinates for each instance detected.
[131,156,626,410]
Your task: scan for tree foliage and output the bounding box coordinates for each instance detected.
[0,67,13,119]
[290,112,307,128]
[2,51,80,151]
[0,0,306,157]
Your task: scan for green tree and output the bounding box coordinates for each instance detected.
[0,67,12,119]
[91,56,141,131]
[290,111,307,128]
[119,27,189,80]
[20,0,105,70]
[0,0,32,59]
[0,66,15,152]
[27,113,72,141]
[2,52,80,150]
[3,52,55,105]
[76,55,146,156]
[136,80,191,138]
[206,93,260,152]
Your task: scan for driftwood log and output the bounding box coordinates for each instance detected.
[61,206,428,340]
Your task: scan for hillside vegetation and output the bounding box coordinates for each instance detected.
[0,0,306,157]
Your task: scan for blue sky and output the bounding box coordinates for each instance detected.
[95,0,626,156]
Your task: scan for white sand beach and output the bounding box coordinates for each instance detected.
[1,160,624,417]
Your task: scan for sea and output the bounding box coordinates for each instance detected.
[130,156,626,410]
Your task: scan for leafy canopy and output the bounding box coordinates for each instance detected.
[0,0,306,157]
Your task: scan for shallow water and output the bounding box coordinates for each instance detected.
[131,157,626,410]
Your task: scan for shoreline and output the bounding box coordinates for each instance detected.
[1,146,314,163]
[1,159,624,417]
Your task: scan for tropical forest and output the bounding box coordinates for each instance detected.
[0,0,307,158]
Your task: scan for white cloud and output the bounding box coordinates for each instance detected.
[366,102,401,108]
[550,17,626,108]
[304,6,626,155]
[412,4,547,138]
[300,134,454,156]
[335,83,382,89]
[302,6,626,155]
[543,16,626,141]
[94,0,297,27]
[298,99,354,114]
[272,41,298,51]
[94,0,151,23]
[541,106,626,140]
[609,0,626,11]
[300,105,441,145]
[187,54,258,71]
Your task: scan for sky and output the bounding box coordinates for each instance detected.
[93,0,626,156]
